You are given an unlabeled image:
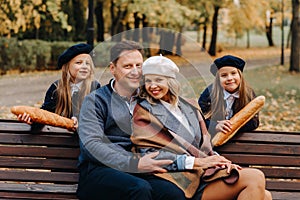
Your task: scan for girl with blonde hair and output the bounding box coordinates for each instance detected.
[198,55,259,136]
[18,43,100,130]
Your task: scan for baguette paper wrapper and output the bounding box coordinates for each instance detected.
[11,105,74,130]
[212,95,265,147]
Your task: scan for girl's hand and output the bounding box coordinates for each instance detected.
[71,116,78,131]
[194,155,232,169]
[17,112,32,125]
[216,120,232,133]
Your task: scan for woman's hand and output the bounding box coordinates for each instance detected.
[17,112,32,125]
[194,155,232,169]
[224,163,242,173]
[216,120,232,133]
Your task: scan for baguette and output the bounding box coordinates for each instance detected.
[11,105,74,130]
[212,95,265,146]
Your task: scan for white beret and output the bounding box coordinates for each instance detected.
[142,55,179,78]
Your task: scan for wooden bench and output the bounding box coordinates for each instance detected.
[215,130,300,200]
[0,119,79,199]
[0,119,299,199]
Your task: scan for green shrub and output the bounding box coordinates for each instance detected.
[0,39,78,73]
[0,39,115,74]
[0,38,52,73]
[0,38,18,73]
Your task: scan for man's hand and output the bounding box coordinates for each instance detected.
[137,151,173,173]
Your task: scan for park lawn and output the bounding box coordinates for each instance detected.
[245,64,300,131]
[187,64,300,132]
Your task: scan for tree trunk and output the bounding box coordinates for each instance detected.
[158,30,174,55]
[87,0,94,47]
[95,0,104,42]
[202,17,208,50]
[246,29,250,48]
[72,0,86,41]
[208,5,219,56]
[286,24,291,48]
[125,23,133,40]
[142,15,151,57]
[142,15,149,43]
[266,16,274,46]
[110,0,115,37]
[110,2,126,42]
[290,0,300,72]
[175,29,182,56]
[133,12,140,42]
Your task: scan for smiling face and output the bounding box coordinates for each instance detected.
[68,54,92,83]
[110,50,143,97]
[218,66,241,93]
[144,74,170,102]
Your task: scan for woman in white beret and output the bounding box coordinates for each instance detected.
[131,55,272,200]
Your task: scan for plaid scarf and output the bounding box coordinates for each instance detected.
[131,103,239,198]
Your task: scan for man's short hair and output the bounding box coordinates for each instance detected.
[110,40,144,64]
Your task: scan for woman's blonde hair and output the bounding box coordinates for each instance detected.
[139,76,180,106]
[55,55,95,118]
[205,69,254,120]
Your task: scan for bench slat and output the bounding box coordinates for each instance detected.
[0,146,79,159]
[260,167,300,179]
[0,191,78,200]
[0,120,73,134]
[0,182,77,193]
[0,133,78,147]
[0,170,78,183]
[230,131,300,144]
[220,154,300,167]
[216,143,300,156]
[0,157,78,170]
[267,180,300,191]
[271,191,300,200]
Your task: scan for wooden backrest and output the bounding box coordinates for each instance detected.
[215,130,300,200]
[0,119,79,199]
[0,120,299,199]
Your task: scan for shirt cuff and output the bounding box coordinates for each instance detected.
[185,156,195,169]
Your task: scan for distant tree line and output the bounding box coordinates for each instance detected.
[0,0,299,72]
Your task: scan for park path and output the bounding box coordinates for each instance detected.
[0,47,290,108]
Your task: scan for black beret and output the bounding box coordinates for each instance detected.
[57,43,93,69]
[210,55,245,76]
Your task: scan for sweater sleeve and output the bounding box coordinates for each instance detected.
[41,82,58,113]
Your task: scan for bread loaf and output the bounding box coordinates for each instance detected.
[212,95,265,146]
[11,105,74,130]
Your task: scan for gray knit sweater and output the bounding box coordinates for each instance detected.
[78,80,139,172]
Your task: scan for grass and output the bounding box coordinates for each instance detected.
[245,65,300,131]
[185,64,300,132]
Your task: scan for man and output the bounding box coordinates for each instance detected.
[77,40,185,200]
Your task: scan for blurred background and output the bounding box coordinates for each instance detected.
[0,0,299,73]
